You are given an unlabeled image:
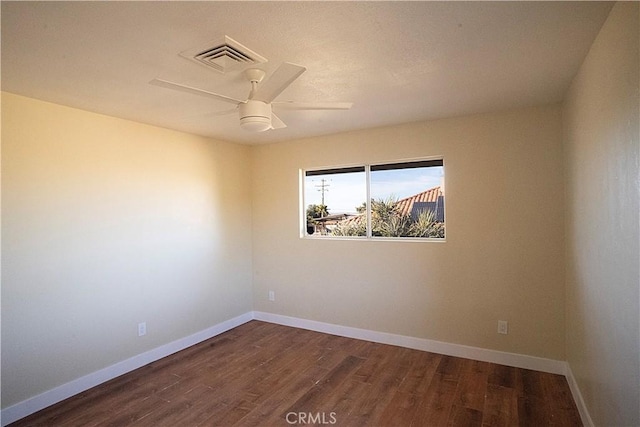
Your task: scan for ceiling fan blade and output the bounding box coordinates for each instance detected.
[271,113,287,130]
[252,62,306,103]
[272,101,353,111]
[150,78,243,105]
[210,107,238,116]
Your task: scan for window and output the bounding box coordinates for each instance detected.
[304,167,366,236]
[302,159,445,239]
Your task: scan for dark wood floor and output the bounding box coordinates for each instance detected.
[10,321,581,426]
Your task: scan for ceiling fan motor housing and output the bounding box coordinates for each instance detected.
[239,100,272,132]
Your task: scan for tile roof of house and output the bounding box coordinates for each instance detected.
[337,186,444,226]
[395,186,443,216]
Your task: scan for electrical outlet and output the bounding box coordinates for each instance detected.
[138,322,146,337]
[497,320,508,335]
[268,290,275,301]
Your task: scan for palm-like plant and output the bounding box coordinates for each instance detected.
[408,210,445,238]
[306,204,329,220]
[370,197,406,237]
[331,216,367,236]
[331,197,444,238]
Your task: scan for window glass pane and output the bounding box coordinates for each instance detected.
[369,162,445,238]
[304,168,367,236]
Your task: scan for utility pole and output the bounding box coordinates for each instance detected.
[315,179,330,206]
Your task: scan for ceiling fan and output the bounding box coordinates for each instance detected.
[150,62,353,132]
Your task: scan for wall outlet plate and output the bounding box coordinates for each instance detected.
[497,320,508,335]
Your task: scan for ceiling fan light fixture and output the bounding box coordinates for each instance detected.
[240,116,271,132]
[151,62,352,133]
[239,100,272,132]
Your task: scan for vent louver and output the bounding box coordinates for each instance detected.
[180,36,267,74]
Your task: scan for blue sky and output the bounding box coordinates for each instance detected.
[304,166,444,214]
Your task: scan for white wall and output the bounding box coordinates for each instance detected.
[563,3,640,426]
[1,93,253,408]
[252,105,566,361]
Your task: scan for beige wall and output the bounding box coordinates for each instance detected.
[252,105,566,360]
[563,3,640,426]
[1,93,253,407]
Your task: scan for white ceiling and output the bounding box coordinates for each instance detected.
[1,1,613,145]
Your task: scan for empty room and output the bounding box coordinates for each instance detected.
[1,1,638,426]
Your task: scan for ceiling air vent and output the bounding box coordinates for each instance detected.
[180,36,267,74]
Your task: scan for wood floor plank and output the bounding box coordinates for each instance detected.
[437,354,464,381]
[398,350,442,396]
[283,355,364,416]
[543,372,583,427]
[326,378,372,418]
[343,346,417,425]
[449,405,483,427]
[9,321,582,427]
[518,367,545,400]
[201,398,258,426]
[483,383,519,427]
[234,365,331,426]
[454,358,491,412]
[158,385,224,427]
[489,363,517,389]
[351,342,390,384]
[410,372,459,426]
[518,395,550,427]
[377,390,421,426]
[98,394,170,427]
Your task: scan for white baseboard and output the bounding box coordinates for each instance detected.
[252,311,567,375]
[0,312,253,426]
[565,363,594,427]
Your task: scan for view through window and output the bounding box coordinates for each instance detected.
[303,159,445,239]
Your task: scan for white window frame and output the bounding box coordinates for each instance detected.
[300,157,445,242]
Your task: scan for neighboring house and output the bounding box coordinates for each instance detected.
[395,186,445,222]
[346,185,445,223]
[307,213,358,235]
[320,186,445,235]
